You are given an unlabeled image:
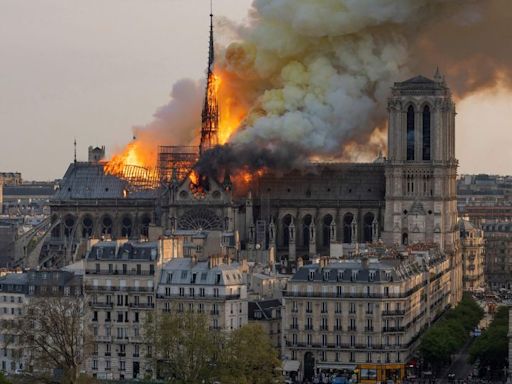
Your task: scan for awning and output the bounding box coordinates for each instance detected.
[316,363,357,370]
[283,360,301,372]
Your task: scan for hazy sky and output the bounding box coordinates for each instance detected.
[0,0,511,180]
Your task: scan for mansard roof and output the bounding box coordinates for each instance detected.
[159,257,244,286]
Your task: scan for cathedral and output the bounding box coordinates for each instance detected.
[42,16,462,305]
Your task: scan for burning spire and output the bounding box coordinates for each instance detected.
[199,5,219,156]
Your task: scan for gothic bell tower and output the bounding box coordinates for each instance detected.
[383,70,459,250]
[383,70,462,302]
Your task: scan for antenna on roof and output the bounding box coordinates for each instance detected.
[74,138,77,163]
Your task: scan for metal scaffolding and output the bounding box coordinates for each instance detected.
[158,145,199,183]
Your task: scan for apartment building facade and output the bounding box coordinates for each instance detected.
[156,255,248,332]
[83,239,178,380]
[459,219,486,290]
[0,270,82,374]
[482,222,512,290]
[282,249,452,383]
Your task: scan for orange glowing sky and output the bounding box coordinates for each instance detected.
[0,0,511,179]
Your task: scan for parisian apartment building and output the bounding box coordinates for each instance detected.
[83,238,181,380]
[0,270,82,374]
[459,219,486,291]
[155,255,248,332]
[281,246,452,383]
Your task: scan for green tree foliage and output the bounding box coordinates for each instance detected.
[0,373,11,384]
[146,311,222,384]
[146,312,282,384]
[218,324,282,384]
[469,306,509,375]
[419,294,484,370]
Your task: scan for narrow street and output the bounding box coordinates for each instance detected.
[437,339,475,384]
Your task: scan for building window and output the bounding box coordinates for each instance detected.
[422,105,431,160]
[343,213,353,243]
[407,105,415,160]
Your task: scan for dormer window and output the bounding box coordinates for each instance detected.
[308,271,315,281]
[337,271,344,281]
[351,272,358,282]
[369,271,375,282]
[323,270,330,281]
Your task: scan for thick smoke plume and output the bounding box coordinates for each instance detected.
[129,0,512,177]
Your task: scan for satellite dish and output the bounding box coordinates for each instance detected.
[255,244,261,250]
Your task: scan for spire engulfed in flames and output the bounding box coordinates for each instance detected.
[104,9,250,188]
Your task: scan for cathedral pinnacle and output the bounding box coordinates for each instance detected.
[434,66,443,82]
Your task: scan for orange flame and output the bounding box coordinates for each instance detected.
[104,141,156,178]
[189,170,199,185]
[105,69,248,183]
[216,70,248,144]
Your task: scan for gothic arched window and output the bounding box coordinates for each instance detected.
[422,105,431,161]
[407,105,415,161]
[323,214,333,246]
[282,215,292,247]
[302,215,312,247]
[343,213,354,243]
[363,212,374,243]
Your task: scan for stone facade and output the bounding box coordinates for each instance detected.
[155,255,248,332]
[83,239,178,380]
[459,219,486,290]
[282,248,452,382]
[482,222,512,290]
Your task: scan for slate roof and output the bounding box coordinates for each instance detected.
[159,258,244,286]
[51,162,160,201]
[3,184,56,197]
[87,241,159,261]
[291,259,399,283]
[248,299,282,320]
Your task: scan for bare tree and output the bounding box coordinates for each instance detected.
[14,295,93,383]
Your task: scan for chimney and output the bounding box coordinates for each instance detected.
[319,256,329,268]
[191,254,198,267]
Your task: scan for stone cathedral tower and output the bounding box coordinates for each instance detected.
[383,71,463,303]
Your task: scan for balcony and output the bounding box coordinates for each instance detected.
[210,310,220,316]
[364,326,374,332]
[283,289,415,299]
[84,285,154,293]
[382,310,406,316]
[156,293,240,301]
[382,326,405,333]
[95,335,112,342]
[85,269,155,276]
[304,325,314,331]
[128,303,154,309]
[348,326,357,331]
[89,301,113,309]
